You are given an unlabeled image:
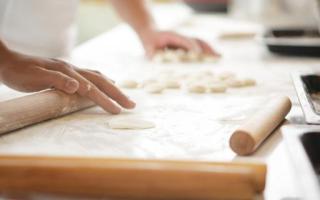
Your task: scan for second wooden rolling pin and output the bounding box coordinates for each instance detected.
[0,90,95,135]
[0,155,266,200]
[229,96,292,156]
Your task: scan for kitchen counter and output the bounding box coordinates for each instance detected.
[0,3,319,200]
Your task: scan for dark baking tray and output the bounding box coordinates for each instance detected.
[183,0,228,13]
[292,71,320,124]
[264,28,320,57]
[282,126,320,200]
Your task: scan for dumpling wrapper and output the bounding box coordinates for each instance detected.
[108,118,155,130]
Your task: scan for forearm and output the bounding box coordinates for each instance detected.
[109,0,156,38]
[0,40,10,62]
[0,40,12,76]
[0,40,7,81]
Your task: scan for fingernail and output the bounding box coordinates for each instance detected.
[112,107,122,114]
[125,96,136,108]
[128,99,136,108]
[66,79,79,93]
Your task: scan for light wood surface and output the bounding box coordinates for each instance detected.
[0,90,94,135]
[229,96,292,156]
[0,155,266,200]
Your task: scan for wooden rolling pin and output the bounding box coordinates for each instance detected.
[0,90,95,135]
[230,96,292,156]
[0,155,266,200]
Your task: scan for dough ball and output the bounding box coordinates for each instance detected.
[179,50,191,62]
[186,51,201,62]
[175,49,188,59]
[152,50,179,63]
[187,83,207,93]
[163,80,181,89]
[241,78,256,87]
[108,118,155,130]
[224,78,244,88]
[151,49,217,63]
[145,83,165,94]
[208,83,227,93]
[162,49,180,62]
[119,80,139,89]
[152,52,165,63]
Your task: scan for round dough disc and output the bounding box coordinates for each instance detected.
[119,80,138,89]
[145,83,165,94]
[187,84,207,93]
[208,83,227,93]
[108,118,155,130]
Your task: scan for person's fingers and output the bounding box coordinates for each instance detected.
[80,68,115,83]
[37,68,79,94]
[44,59,122,114]
[163,32,201,52]
[194,39,221,57]
[84,84,122,114]
[77,69,136,109]
[2,66,52,92]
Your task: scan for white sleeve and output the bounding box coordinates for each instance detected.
[0,0,10,34]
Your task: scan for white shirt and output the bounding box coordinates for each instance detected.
[0,0,79,58]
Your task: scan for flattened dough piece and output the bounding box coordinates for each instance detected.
[208,83,227,93]
[218,32,256,40]
[119,80,138,89]
[145,83,165,94]
[108,118,155,130]
[152,49,214,63]
[187,83,207,93]
[225,78,244,88]
[185,51,201,62]
[163,80,181,89]
[152,52,166,63]
[241,78,256,87]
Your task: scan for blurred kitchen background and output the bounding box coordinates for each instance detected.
[77,0,320,44]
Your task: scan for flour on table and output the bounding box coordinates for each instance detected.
[108,117,155,130]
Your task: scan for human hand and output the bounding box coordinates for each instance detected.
[139,30,220,59]
[0,50,135,114]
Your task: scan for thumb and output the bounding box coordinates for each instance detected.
[44,69,79,94]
